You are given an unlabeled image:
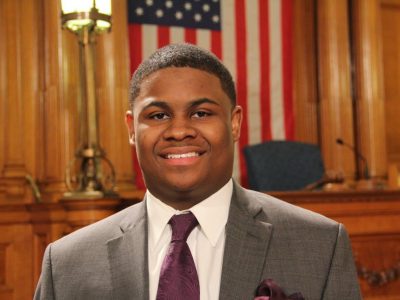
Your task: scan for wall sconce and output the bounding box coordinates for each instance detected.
[61,0,117,199]
[61,0,111,33]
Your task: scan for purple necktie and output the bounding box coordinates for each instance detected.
[156,212,200,300]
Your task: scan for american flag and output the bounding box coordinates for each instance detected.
[127,0,294,188]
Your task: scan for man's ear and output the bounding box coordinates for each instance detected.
[125,110,135,145]
[231,105,242,142]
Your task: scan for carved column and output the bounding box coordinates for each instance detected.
[293,0,319,144]
[95,0,137,197]
[39,0,71,202]
[0,0,41,203]
[317,0,356,180]
[352,0,387,179]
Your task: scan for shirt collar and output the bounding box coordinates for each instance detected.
[146,179,233,247]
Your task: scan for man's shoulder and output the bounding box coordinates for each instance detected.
[50,201,145,253]
[236,185,338,230]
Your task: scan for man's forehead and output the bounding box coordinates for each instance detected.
[137,67,224,96]
[141,66,217,82]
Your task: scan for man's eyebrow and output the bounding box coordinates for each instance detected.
[141,101,170,111]
[188,98,220,108]
[141,98,219,111]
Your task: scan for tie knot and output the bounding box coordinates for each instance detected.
[169,212,198,242]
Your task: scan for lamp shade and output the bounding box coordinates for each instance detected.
[61,0,112,32]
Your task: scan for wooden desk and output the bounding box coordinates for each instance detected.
[270,189,400,300]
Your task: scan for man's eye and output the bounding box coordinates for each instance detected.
[150,112,169,120]
[192,111,211,118]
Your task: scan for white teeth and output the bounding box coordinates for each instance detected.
[166,152,199,159]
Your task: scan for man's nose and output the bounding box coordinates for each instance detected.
[162,117,197,141]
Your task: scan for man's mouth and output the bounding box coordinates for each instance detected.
[166,152,200,159]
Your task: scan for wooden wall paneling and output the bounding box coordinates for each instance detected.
[380,0,400,169]
[292,0,319,144]
[11,225,34,300]
[317,0,356,180]
[0,205,33,299]
[0,224,33,300]
[95,0,137,197]
[353,235,400,299]
[1,0,25,186]
[20,0,41,198]
[0,242,13,299]
[32,231,49,291]
[60,198,135,233]
[352,0,387,179]
[0,0,42,204]
[30,203,66,288]
[39,0,71,202]
[0,0,74,204]
[0,0,7,199]
[0,203,66,299]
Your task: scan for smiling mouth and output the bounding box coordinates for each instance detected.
[165,152,200,159]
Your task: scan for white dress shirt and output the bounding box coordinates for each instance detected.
[146,179,233,300]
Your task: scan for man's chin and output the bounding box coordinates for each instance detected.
[147,177,207,198]
[170,180,201,194]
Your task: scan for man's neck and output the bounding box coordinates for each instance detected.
[147,179,233,211]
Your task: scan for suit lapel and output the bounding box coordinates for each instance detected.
[107,200,149,300]
[219,183,273,300]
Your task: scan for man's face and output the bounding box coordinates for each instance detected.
[126,67,242,209]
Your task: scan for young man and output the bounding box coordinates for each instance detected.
[35,44,361,299]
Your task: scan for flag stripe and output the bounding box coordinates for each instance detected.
[211,31,222,59]
[185,28,197,44]
[197,29,211,51]
[170,27,185,44]
[158,26,170,47]
[235,0,249,186]
[259,0,272,141]
[282,0,294,140]
[128,24,142,75]
[246,0,262,145]
[142,25,157,60]
[269,0,285,140]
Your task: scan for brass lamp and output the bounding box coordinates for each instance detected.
[61,0,117,199]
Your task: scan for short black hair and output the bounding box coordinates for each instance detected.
[129,43,236,109]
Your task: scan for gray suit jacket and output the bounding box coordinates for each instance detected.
[34,182,361,299]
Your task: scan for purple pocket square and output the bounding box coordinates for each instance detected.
[255,279,304,300]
